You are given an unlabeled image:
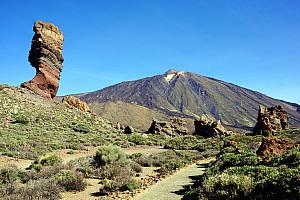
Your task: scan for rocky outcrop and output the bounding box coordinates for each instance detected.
[124,126,134,134]
[194,115,231,138]
[256,136,293,160]
[62,96,90,112]
[147,118,188,136]
[21,20,64,98]
[253,105,289,135]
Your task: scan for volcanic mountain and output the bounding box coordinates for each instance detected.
[79,70,300,130]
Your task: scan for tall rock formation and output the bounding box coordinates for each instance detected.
[21,20,64,98]
[253,105,289,134]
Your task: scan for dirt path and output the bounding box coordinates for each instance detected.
[134,159,211,200]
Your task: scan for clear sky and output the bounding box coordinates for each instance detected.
[0,0,299,104]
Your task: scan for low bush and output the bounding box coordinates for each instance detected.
[28,154,62,172]
[72,123,90,133]
[15,178,61,200]
[93,145,128,167]
[200,173,253,200]
[13,113,30,124]
[56,170,86,192]
[128,134,147,145]
[120,180,140,191]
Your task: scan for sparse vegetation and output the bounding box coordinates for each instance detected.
[184,129,300,200]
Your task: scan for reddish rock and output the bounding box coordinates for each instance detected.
[194,115,231,138]
[62,96,90,112]
[21,20,64,98]
[224,140,237,148]
[256,136,292,160]
[253,105,289,135]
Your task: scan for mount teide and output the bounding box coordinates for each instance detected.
[79,70,300,130]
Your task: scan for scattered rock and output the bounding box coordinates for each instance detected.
[256,136,293,160]
[62,96,90,112]
[115,122,124,130]
[223,140,237,148]
[21,20,64,98]
[124,126,134,134]
[253,105,289,135]
[194,115,231,138]
[147,118,188,136]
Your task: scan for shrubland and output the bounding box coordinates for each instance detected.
[184,129,300,200]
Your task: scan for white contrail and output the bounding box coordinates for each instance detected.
[65,70,119,82]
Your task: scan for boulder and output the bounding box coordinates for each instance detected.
[253,105,289,135]
[147,118,188,136]
[21,20,64,98]
[256,136,293,160]
[62,96,90,112]
[194,115,231,138]
[115,122,125,130]
[124,126,134,134]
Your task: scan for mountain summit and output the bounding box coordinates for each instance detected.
[79,71,300,129]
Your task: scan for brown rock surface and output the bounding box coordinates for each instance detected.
[253,105,289,134]
[256,136,293,159]
[194,115,231,138]
[147,118,188,136]
[21,20,64,98]
[62,96,90,112]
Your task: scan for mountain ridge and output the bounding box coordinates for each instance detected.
[79,70,300,129]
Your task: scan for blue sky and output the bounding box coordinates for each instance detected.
[0,0,299,103]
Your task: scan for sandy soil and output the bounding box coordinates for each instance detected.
[0,145,169,200]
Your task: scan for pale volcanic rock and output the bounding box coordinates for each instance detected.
[62,96,90,112]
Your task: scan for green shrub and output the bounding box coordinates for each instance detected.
[56,170,86,192]
[252,167,300,200]
[14,178,61,200]
[14,114,30,124]
[130,162,143,173]
[94,145,127,166]
[128,134,147,145]
[72,123,90,133]
[120,180,140,191]
[200,173,253,200]
[28,154,62,172]
[40,155,63,166]
[271,147,300,167]
[0,168,18,185]
[158,160,185,175]
[218,152,262,171]
[183,188,199,200]
[101,179,119,192]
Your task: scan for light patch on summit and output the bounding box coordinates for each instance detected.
[164,69,185,83]
[165,73,176,82]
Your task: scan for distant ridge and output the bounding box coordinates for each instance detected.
[79,70,300,129]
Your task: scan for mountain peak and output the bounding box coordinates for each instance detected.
[165,69,178,75]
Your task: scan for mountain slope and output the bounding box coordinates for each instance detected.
[0,84,123,159]
[79,70,300,129]
[88,101,195,132]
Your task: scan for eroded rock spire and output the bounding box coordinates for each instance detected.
[21,20,64,98]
